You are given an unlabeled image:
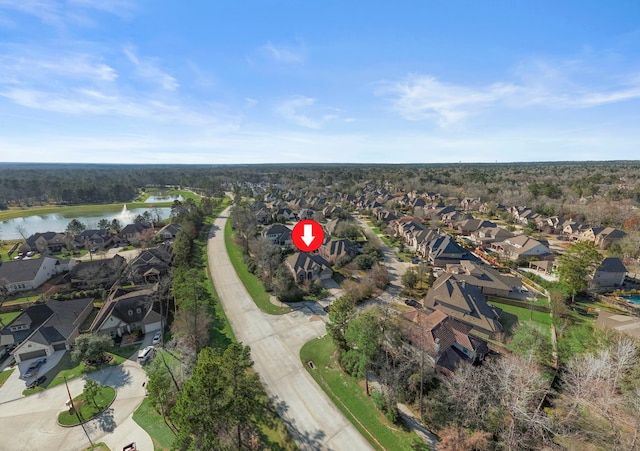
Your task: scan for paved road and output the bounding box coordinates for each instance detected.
[0,359,152,451]
[207,210,373,451]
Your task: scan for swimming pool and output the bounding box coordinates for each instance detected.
[622,295,640,305]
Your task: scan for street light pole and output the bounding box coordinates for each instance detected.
[64,376,94,447]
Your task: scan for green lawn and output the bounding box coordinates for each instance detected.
[2,295,39,306]
[0,369,15,388]
[58,385,116,426]
[300,336,425,451]
[85,443,110,451]
[133,398,177,451]
[489,301,552,336]
[24,347,134,395]
[224,220,290,315]
[0,311,21,325]
[201,206,237,348]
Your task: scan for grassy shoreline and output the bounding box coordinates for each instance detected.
[0,202,175,221]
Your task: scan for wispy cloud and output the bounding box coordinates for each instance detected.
[124,47,179,91]
[0,45,235,127]
[380,61,640,126]
[276,96,338,129]
[260,41,306,63]
[0,0,135,29]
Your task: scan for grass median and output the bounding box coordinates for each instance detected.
[57,385,116,426]
[300,336,425,451]
[224,220,290,315]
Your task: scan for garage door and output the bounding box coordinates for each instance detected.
[19,349,46,361]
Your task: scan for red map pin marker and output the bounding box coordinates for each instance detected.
[292,220,324,252]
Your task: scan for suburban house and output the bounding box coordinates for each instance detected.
[318,239,358,264]
[491,235,551,261]
[456,219,496,235]
[528,259,559,276]
[469,226,514,246]
[155,223,182,241]
[410,229,441,251]
[66,255,127,289]
[20,232,67,254]
[423,235,470,267]
[579,227,628,250]
[127,245,172,283]
[75,229,113,250]
[273,207,296,222]
[325,218,346,237]
[423,274,503,336]
[590,258,627,288]
[0,257,70,294]
[117,223,153,245]
[400,309,490,375]
[285,253,333,283]
[262,224,293,246]
[445,261,522,297]
[323,205,343,218]
[90,287,162,338]
[298,208,316,220]
[3,298,94,364]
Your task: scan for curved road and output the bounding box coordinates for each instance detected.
[207,210,373,451]
[0,359,152,451]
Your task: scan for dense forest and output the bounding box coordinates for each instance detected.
[2,161,640,228]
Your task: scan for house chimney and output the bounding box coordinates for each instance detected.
[434,338,440,353]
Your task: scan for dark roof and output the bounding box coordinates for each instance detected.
[597,257,627,274]
[428,236,467,260]
[286,252,331,274]
[69,255,126,281]
[424,274,502,333]
[264,224,291,235]
[2,298,92,348]
[119,223,151,236]
[0,258,53,285]
[90,287,156,331]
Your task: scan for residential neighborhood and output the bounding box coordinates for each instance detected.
[1,163,640,451]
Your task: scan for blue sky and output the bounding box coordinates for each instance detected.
[1,1,639,164]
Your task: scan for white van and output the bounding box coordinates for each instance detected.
[137,346,155,364]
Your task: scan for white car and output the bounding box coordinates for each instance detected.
[152,331,162,345]
[137,346,155,364]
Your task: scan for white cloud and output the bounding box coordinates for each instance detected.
[0,53,117,83]
[381,65,640,126]
[260,41,306,63]
[245,97,258,108]
[124,47,179,91]
[276,96,338,129]
[0,0,135,28]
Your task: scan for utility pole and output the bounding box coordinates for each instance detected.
[64,376,94,447]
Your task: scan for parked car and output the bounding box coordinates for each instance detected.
[404,299,420,308]
[26,251,36,257]
[137,346,155,365]
[23,357,47,379]
[27,375,46,389]
[152,331,162,345]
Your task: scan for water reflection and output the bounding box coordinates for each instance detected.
[0,205,172,240]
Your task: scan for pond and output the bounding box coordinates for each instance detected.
[0,205,172,240]
[144,194,184,203]
[623,295,640,306]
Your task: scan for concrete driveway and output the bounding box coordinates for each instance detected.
[0,359,152,451]
[208,209,373,451]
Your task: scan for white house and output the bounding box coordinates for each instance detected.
[0,257,68,294]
